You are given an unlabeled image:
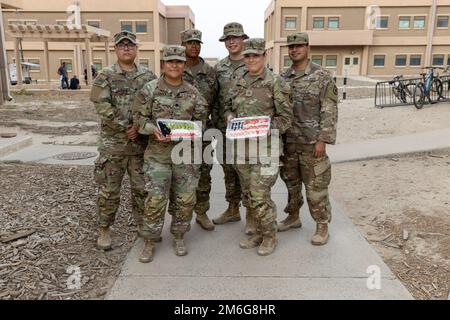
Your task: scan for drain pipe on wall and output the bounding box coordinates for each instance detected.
[425,0,437,67]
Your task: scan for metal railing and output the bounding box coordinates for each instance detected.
[375,74,450,108]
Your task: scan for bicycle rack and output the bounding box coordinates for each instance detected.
[375,75,450,108]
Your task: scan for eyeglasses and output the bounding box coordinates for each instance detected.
[116,42,137,50]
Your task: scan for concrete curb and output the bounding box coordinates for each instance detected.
[0,135,33,158]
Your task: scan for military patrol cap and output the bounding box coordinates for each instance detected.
[180,29,203,44]
[242,38,266,55]
[113,30,137,45]
[219,22,249,42]
[287,32,309,46]
[162,45,187,62]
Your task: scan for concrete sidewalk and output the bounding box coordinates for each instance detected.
[329,128,450,163]
[107,165,412,300]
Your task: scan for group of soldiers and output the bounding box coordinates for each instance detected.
[90,22,338,263]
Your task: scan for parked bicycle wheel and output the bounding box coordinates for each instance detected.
[402,82,415,104]
[413,83,425,109]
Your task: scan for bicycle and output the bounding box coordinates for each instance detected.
[388,75,415,104]
[437,65,450,99]
[413,67,444,109]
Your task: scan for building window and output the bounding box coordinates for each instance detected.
[325,55,337,67]
[410,55,422,66]
[93,60,102,72]
[283,56,292,68]
[27,59,40,71]
[413,16,425,29]
[121,21,133,32]
[313,17,325,29]
[399,16,410,29]
[432,54,444,66]
[437,16,449,28]
[139,59,149,69]
[284,17,297,30]
[87,20,100,28]
[60,59,73,72]
[376,16,389,29]
[136,21,148,33]
[312,55,323,66]
[328,17,340,29]
[395,55,407,66]
[373,55,385,67]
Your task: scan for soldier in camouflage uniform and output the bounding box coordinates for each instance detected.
[278,32,338,246]
[212,22,256,235]
[132,45,208,263]
[180,29,217,231]
[91,31,156,250]
[225,38,293,256]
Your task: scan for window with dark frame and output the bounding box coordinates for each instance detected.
[395,55,407,66]
[373,55,385,67]
[410,55,422,66]
[285,17,297,29]
[437,16,449,28]
[121,21,133,32]
[313,17,325,29]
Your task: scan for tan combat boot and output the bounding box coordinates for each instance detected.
[173,236,188,256]
[311,223,329,246]
[97,226,112,250]
[277,213,302,232]
[239,234,263,249]
[245,208,257,236]
[257,235,278,256]
[139,239,155,263]
[195,212,215,231]
[212,202,241,225]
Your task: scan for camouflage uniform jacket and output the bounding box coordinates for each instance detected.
[213,56,247,132]
[224,68,293,158]
[281,60,338,145]
[183,58,217,129]
[90,63,157,155]
[132,77,208,164]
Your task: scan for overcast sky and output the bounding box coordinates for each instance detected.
[162,0,272,59]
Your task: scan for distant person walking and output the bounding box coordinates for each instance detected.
[57,62,69,89]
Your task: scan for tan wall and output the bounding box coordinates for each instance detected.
[367,45,427,76]
[435,6,450,36]
[307,7,366,30]
[167,18,184,45]
[373,6,430,37]
[280,46,362,75]
[280,7,301,37]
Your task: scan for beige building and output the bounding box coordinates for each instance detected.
[265,0,450,76]
[1,0,195,84]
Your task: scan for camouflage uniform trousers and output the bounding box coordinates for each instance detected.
[142,159,201,240]
[234,162,279,236]
[94,152,146,229]
[280,143,332,224]
[194,142,213,214]
[223,137,249,207]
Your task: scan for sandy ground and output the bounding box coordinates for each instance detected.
[330,149,450,300]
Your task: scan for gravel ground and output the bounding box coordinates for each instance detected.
[331,149,450,300]
[0,163,138,300]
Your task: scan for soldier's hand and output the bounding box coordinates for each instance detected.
[226,114,235,124]
[313,141,326,158]
[154,127,171,142]
[127,125,139,141]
